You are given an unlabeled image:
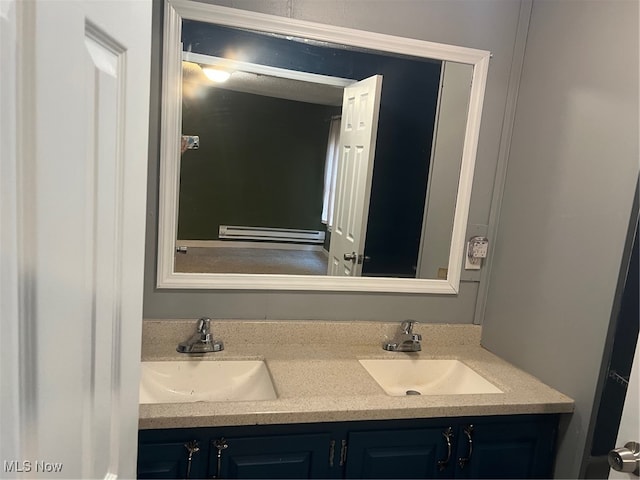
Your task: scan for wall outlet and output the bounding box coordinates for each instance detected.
[465,249,481,270]
[465,236,488,270]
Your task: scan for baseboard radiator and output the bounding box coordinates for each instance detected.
[218,225,325,244]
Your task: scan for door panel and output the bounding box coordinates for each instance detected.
[213,433,332,479]
[460,440,535,479]
[138,441,207,479]
[345,428,450,478]
[609,338,639,479]
[11,1,151,477]
[83,24,128,476]
[228,452,313,479]
[585,218,639,478]
[455,420,557,479]
[328,75,383,276]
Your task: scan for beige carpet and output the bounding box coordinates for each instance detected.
[175,246,328,275]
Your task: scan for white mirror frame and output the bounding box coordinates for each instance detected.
[157,0,491,293]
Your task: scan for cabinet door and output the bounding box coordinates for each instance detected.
[454,419,557,479]
[138,439,207,479]
[345,427,454,479]
[209,433,333,479]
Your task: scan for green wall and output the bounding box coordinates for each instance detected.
[178,88,339,240]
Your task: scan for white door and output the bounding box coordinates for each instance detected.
[609,337,640,479]
[328,75,383,276]
[0,1,151,478]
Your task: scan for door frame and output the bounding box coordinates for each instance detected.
[581,178,640,477]
[1,0,34,463]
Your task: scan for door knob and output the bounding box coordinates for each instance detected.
[343,252,357,262]
[343,252,370,264]
[608,441,640,475]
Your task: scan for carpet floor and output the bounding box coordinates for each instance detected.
[174,246,328,275]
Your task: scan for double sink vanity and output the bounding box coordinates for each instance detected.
[138,319,573,479]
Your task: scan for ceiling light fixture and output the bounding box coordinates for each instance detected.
[202,67,231,83]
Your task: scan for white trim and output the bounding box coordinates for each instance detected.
[1,0,39,466]
[158,0,491,294]
[445,53,489,291]
[177,240,324,251]
[183,51,355,87]
[162,273,459,294]
[157,0,183,288]
[1,0,22,466]
[171,0,488,64]
[473,0,532,325]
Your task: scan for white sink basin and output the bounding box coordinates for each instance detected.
[139,360,277,404]
[359,359,503,396]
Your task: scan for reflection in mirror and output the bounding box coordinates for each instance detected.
[173,20,471,279]
[157,1,490,293]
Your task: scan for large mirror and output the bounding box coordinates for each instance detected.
[157,0,490,293]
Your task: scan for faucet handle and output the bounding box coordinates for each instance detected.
[197,317,211,334]
[401,320,417,335]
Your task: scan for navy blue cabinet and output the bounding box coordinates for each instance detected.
[345,418,558,479]
[453,420,558,479]
[345,428,453,479]
[137,431,209,479]
[138,425,335,479]
[137,415,558,479]
[207,433,332,479]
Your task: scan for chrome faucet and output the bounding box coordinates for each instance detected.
[177,317,224,353]
[383,320,422,352]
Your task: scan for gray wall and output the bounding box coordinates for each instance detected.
[481,1,639,478]
[143,0,527,320]
[419,62,474,279]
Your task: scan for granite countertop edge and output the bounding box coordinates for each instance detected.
[138,334,575,430]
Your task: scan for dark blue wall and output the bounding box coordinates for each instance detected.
[182,21,441,277]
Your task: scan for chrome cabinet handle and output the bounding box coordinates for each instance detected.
[211,438,228,479]
[329,440,336,467]
[437,427,454,471]
[458,425,474,469]
[184,440,200,479]
[339,440,348,467]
